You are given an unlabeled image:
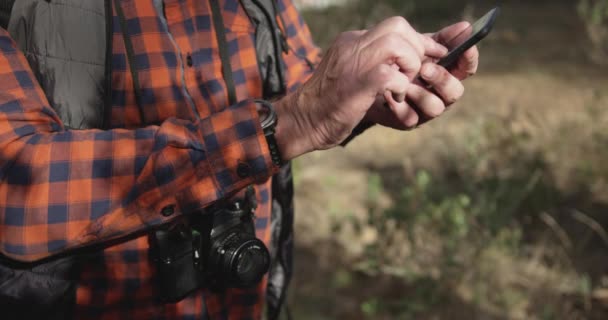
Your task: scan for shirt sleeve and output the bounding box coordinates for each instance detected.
[0,30,277,262]
[276,0,322,92]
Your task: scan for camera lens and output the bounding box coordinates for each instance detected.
[210,236,270,288]
[229,239,270,287]
[206,206,271,289]
[237,250,256,275]
[234,241,269,285]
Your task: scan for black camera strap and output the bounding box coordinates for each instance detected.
[0,0,15,30]
[209,0,237,106]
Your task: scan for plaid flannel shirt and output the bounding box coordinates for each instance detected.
[0,0,320,318]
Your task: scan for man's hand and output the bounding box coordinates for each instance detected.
[364,21,480,130]
[273,17,447,160]
[430,21,480,80]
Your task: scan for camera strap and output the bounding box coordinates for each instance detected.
[0,0,15,30]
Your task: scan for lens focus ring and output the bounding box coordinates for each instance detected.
[229,239,270,287]
[215,236,270,288]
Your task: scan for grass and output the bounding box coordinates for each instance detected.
[289,0,608,319]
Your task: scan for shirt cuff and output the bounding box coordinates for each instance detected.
[181,100,280,211]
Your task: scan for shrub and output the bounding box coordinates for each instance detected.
[578,0,608,64]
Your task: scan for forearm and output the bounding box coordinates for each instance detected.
[0,31,277,262]
[0,101,276,262]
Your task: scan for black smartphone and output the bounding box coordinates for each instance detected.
[437,7,500,69]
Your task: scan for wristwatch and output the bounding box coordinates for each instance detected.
[255,100,284,167]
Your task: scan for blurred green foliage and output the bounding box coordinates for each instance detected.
[298,90,608,317]
[327,113,603,318]
[291,1,608,319]
[579,0,608,25]
[578,0,608,63]
[348,118,551,314]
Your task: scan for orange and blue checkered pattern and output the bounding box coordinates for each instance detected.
[0,0,320,319]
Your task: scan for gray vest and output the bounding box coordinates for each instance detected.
[1,1,295,319]
[7,1,111,129]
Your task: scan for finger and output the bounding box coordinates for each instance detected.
[350,30,368,37]
[386,64,406,102]
[406,83,446,119]
[362,16,425,58]
[450,46,479,80]
[364,34,422,80]
[365,101,411,130]
[368,64,419,129]
[419,63,464,105]
[384,90,419,129]
[432,21,472,49]
[419,34,448,59]
[368,63,411,102]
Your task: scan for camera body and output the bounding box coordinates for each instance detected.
[151,187,270,303]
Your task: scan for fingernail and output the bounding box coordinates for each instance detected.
[422,64,436,79]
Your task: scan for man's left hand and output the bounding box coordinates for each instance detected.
[363,21,480,130]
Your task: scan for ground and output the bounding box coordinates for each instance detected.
[286,1,608,319]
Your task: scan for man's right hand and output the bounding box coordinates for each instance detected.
[273,16,447,161]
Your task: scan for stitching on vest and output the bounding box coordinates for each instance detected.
[48,2,104,17]
[24,51,104,67]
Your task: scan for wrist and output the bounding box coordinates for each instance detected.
[273,89,315,161]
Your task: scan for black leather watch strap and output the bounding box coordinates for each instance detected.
[255,100,284,167]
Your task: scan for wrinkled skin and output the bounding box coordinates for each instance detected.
[274,18,479,160]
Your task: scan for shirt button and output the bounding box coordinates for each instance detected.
[186,54,193,67]
[161,204,176,217]
[236,162,252,178]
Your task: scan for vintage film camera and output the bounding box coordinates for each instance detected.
[151,187,270,302]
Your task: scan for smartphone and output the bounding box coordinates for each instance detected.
[437,7,500,69]
[385,7,499,110]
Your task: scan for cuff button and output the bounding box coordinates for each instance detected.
[161,204,176,217]
[237,162,252,178]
